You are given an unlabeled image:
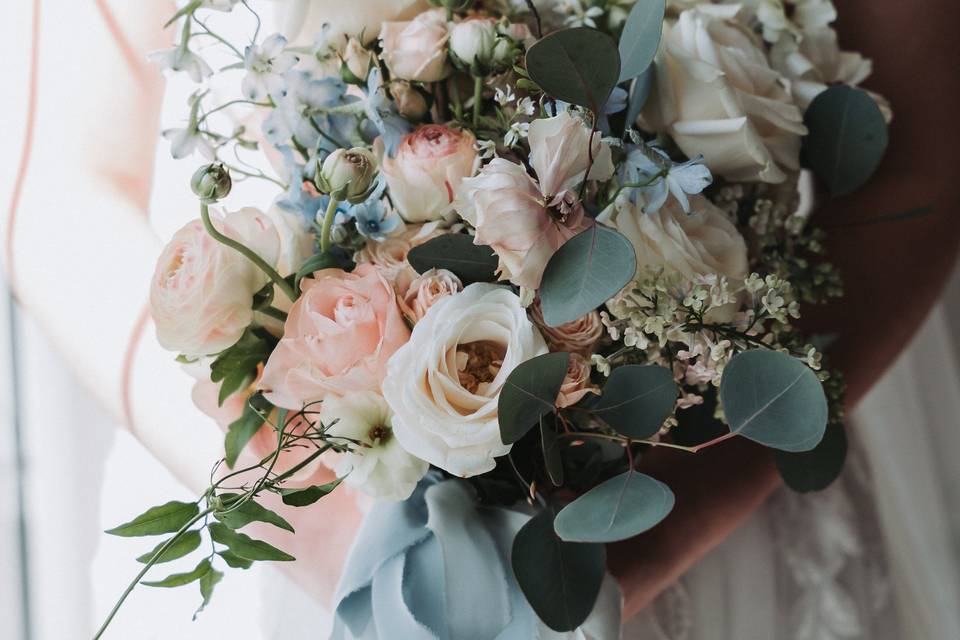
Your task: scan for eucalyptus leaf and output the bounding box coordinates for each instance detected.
[224,395,272,468]
[406,233,499,285]
[141,559,211,588]
[802,85,888,196]
[588,365,676,439]
[136,530,202,564]
[525,27,620,112]
[625,66,655,128]
[511,509,606,631]
[554,470,674,543]
[208,522,294,562]
[720,350,828,452]
[541,416,564,487]
[540,224,637,327]
[216,494,295,533]
[498,352,570,444]
[617,0,665,82]
[775,423,848,492]
[106,500,199,537]
[279,477,343,507]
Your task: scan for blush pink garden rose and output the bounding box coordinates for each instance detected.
[354,222,445,284]
[529,300,604,356]
[556,353,598,408]
[398,268,463,324]
[455,111,615,289]
[380,125,479,222]
[259,263,410,409]
[380,8,451,83]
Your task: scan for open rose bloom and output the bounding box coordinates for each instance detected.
[133,0,897,637]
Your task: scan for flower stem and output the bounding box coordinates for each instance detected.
[319,196,340,253]
[472,75,483,129]
[200,203,297,302]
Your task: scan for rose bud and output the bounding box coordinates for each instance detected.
[449,18,498,72]
[390,81,429,121]
[340,37,374,85]
[317,147,379,203]
[190,163,232,203]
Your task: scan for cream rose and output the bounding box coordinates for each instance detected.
[150,208,281,358]
[381,125,478,222]
[643,5,807,183]
[398,268,463,324]
[259,263,410,408]
[380,8,451,83]
[600,195,748,283]
[382,284,548,477]
[276,0,429,46]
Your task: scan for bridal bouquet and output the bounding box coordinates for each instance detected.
[97,0,890,637]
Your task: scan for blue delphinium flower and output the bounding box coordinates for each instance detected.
[350,198,401,242]
[241,33,299,101]
[263,71,357,153]
[362,68,411,157]
[275,146,326,223]
[620,145,713,214]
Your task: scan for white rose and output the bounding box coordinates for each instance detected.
[643,5,807,183]
[599,195,748,283]
[382,284,548,477]
[150,208,281,358]
[319,391,428,501]
[275,0,430,46]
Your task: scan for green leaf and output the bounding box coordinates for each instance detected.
[617,0,665,82]
[588,365,676,439]
[511,509,606,632]
[142,559,211,588]
[802,85,888,197]
[525,27,621,112]
[498,352,570,445]
[224,395,272,468]
[554,470,674,543]
[776,423,848,492]
[625,67,655,129]
[295,250,354,286]
[406,233,499,285]
[106,501,199,537]
[208,522,295,562]
[216,494,295,533]
[541,415,564,487]
[136,530,202,564]
[720,350,828,452]
[195,566,224,618]
[540,224,637,327]
[210,330,272,406]
[217,550,253,570]
[279,477,343,507]
[251,281,275,311]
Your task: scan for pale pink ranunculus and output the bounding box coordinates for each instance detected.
[529,300,604,357]
[380,125,479,222]
[556,353,598,408]
[455,159,590,290]
[380,8,451,83]
[398,268,463,324]
[527,110,615,199]
[150,208,280,359]
[259,263,410,408]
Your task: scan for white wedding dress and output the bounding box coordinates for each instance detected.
[2,2,959,639]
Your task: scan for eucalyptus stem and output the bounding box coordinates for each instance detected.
[93,507,214,640]
[472,76,483,129]
[319,196,340,253]
[200,203,297,302]
[559,430,738,453]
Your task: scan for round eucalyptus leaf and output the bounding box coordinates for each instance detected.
[540,224,637,327]
[554,470,674,543]
[720,350,828,452]
[617,0,666,83]
[802,85,889,197]
[525,27,620,112]
[588,365,677,438]
[498,352,570,444]
[406,233,499,285]
[625,67,655,128]
[512,509,606,631]
[775,423,848,492]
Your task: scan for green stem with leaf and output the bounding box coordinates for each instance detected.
[319,196,340,253]
[472,76,483,129]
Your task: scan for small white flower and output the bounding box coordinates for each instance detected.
[562,0,604,28]
[504,121,529,148]
[162,126,215,160]
[201,0,241,11]
[241,34,299,101]
[516,97,536,117]
[320,391,428,502]
[475,138,497,160]
[495,87,516,107]
[149,45,213,83]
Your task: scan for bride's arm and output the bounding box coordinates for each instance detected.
[611,0,960,619]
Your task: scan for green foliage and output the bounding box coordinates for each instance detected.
[802,85,888,196]
[776,423,848,492]
[541,416,565,487]
[217,550,254,570]
[587,365,676,438]
[106,501,199,537]
[498,352,570,444]
[141,559,212,588]
[720,350,828,452]
[295,250,355,287]
[208,522,294,562]
[196,567,224,618]
[617,0,665,83]
[215,494,295,533]
[223,394,272,469]
[280,477,344,507]
[525,27,620,112]
[406,233,499,285]
[554,470,674,543]
[136,531,202,564]
[511,509,606,632]
[539,224,637,327]
[625,67,654,128]
[210,330,272,406]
